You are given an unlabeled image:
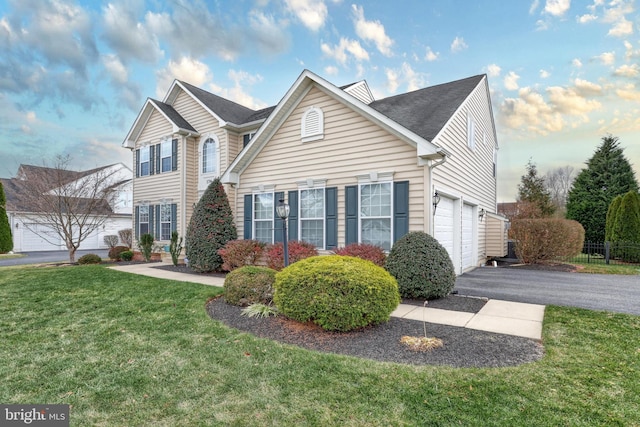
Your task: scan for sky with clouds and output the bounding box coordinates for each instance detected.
[0,0,638,201]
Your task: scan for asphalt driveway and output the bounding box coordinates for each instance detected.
[0,250,110,266]
[454,267,640,316]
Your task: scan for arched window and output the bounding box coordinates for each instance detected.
[301,106,324,142]
[202,138,217,174]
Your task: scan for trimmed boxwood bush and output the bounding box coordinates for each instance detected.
[224,266,277,307]
[265,240,318,271]
[78,253,102,264]
[333,243,387,267]
[120,250,134,261]
[109,245,129,261]
[385,231,455,299]
[273,255,400,332]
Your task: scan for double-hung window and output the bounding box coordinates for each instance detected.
[253,193,273,243]
[300,188,324,248]
[139,205,149,235]
[360,182,392,251]
[160,204,172,241]
[161,140,172,173]
[140,147,150,176]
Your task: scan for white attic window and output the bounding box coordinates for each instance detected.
[301,106,324,142]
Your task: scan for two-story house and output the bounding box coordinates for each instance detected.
[123,69,507,274]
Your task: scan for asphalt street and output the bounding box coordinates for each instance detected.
[0,250,110,266]
[454,266,640,316]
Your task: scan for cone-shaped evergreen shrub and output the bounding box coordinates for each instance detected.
[385,231,455,299]
[0,182,13,253]
[606,195,623,242]
[186,178,237,272]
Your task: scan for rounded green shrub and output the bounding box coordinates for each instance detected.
[78,253,102,265]
[120,250,134,261]
[385,231,455,299]
[224,266,277,307]
[274,255,400,332]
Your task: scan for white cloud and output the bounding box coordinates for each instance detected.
[596,51,615,65]
[540,69,551,78]
[616,84,640,101]
[385,68,399,93]
[450,36,467,53]
[529,0,540,14]
[544,0,571,17]
[614,64,640,77]
[425,47,439,61]
[535,19,549,31]
[384,63,426,93]
[602,0,635,37]
[248,11,291,55]
[156,57,212,98]
[607,17,633,37]
[487,64,501,78]
[103,2,162,63]
[573,78,602,96]
[102,54,128,84]
[321,38,370,65]
[352,5,394,56]
[324,66,339,75]
[284,0,327,31]
[504,71,520,91]
[210,70,267,110]
[577,14,597,24]
[572,58,583,67]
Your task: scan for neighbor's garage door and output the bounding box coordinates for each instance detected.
[22,224,61,251]
[461,204,474,271]
[434,196,455,263]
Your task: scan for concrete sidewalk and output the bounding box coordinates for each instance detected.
[109,263,545,340]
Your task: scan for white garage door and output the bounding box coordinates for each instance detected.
[22,224,62,251]
[461,204,474,271]
[78,229,101,250]
[434,196,455,262]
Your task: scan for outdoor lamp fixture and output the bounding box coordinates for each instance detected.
[276,198,290,267]
[432,191,441,215]
[478,208,486,222]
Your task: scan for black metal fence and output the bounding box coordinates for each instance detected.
[569,241,640,265]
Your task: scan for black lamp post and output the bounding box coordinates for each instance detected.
[432,191,441,215]
[276,198,290,267]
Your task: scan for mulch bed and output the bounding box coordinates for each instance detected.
[152,264,227,278]
[205,296,544,368]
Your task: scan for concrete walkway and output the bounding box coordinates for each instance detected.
[109,263,545,340]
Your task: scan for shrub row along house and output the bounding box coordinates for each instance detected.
[122,69,507,274]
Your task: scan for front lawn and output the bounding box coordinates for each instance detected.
[1,266,639,426]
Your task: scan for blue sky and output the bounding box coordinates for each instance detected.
[0,0,638,201]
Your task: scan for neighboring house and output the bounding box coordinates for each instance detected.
[1,163,133,252]
[123,69,507,274]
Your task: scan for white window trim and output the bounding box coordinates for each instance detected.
[159,203,172,241]
[139,146,150,177]
[160,139,172,173]
[467,113,476,151]
[139,204,150,236]
[301,106,324,143]
[298,186,326,250]
[199,135,220,177]
[252,191,274,244]
[357,177,394,251]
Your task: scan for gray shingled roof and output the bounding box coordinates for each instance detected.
[179,81,262,125]
[150,99,197,133]
[369,75,484,142]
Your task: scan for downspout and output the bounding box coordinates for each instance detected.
[181,134,189,238]
[427,151,448,235]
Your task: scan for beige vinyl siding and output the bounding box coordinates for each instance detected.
[432,78,496,265]
[236,85,426,245]
[486,214,508,257]
[133,109,182,243]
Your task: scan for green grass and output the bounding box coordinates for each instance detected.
[1,266,639,426]
[571,262,640,275]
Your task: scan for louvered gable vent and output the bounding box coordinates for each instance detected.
[301,106,324,142]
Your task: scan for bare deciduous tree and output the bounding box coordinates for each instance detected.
[544,166,575,215]
[15,155,123,262]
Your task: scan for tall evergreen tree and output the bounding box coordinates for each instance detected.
[566,135,639,242]
[614,191,640,243]
[517,159,555,217]
[185,178,237,272]
[605,195,623,242]
[0,181,13,253]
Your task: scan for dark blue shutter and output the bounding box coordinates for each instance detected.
[155,205,161,239]
[155,144,161,174]
[325,187,337,249]
[345,185,358,245]
[149,145,155,175]
[244,195,252,239]
[274,192,284,243]
[393,181,409,243]
[148,205,154,238]
[172,139,178,171]
[135,206,140,240]
[135,149,140,178]
[171,204,177,233]
[288,190,298,241]
[243,134,251,148]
